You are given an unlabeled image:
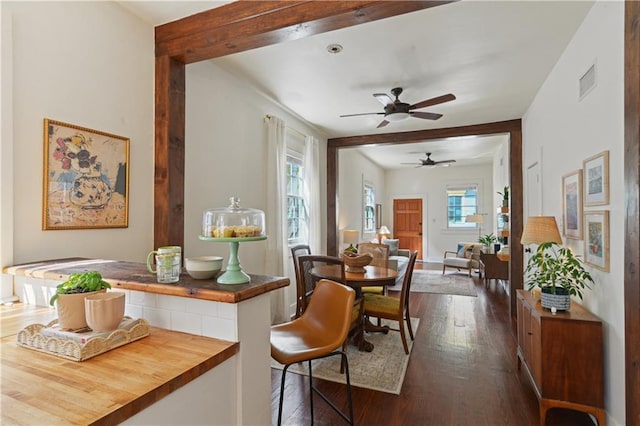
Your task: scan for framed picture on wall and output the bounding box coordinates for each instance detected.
[583,150,609,206]
[562,169,583,240]
[43,118,130,230]
[584,210,610,271]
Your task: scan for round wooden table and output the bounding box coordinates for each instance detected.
[310,264,397,352]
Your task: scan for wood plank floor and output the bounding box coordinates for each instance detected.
[271,262,596,425]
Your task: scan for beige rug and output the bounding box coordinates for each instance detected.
[388,269,477,297]
[271,318,419,395]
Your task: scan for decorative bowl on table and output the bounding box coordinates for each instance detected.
[185,256,223,279]
[342,252,373,273]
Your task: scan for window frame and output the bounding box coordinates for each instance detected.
[446,184,479,229]
[363,181,376,234]
[285,142,309,246]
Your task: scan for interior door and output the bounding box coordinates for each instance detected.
[393,198,423,260]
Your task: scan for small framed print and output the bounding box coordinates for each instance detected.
[583,150,609,206]
[584,210,610,271]
[562,169,583,240]
[43,119,129,230]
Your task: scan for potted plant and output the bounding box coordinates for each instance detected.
[524,242,595,311]
[478,233,497,252]
[498,185,509,208]
[49,271,112,330]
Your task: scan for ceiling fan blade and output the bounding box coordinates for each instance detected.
[400,162,421,165]
[340,112,385,118]
[434,159,456,164]
[373,93,393,106]
[409,93,456,110]
[376,120,390,128]
[411,111,443,120]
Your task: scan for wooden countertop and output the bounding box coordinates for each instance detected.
[0,303,239,425]
[4,258,289,303]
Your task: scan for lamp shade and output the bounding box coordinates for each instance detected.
[521,216,562,245]
[343,229,360,245]
[465,214,484,224]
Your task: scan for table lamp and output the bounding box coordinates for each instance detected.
[343,229,359,253]
[521,216,562,245]
[378,225,391,241]
[465,214,484,239]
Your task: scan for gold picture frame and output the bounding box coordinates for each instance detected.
[43,119,130,230]
[562,169,583,240]
[583,150,609,206]
[584,210,610,271]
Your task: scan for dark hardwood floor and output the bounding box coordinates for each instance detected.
[271,262,596,425]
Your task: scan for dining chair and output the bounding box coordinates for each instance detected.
[297,254,363,372]
[363,251,418,354]
[358,242,390,295]
[271,279,355,426]
[290,244,312,317]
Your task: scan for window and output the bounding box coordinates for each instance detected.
[286,153,309,244]
[363,182,375,233]
[447,186,478,228]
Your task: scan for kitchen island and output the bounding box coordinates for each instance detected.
[3,258,289,425]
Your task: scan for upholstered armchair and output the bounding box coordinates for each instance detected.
[442,242,483,277]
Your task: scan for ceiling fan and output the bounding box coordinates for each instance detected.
[340,87,455,128]
[402,152,456,167]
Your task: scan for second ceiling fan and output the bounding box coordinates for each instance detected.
[340,87,456,128]
[402,152,456,167]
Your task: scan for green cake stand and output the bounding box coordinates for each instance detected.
[198,235,267,284]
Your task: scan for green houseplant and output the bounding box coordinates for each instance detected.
[524,242,594,311]
[497,185,509,207]
[50,271,112,330]
[478,233,497,246]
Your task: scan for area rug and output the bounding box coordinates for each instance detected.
[271,318,419,395]
[388,269,477,297]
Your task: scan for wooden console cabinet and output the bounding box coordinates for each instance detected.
[516,290,605,425]
[480,252,509,287]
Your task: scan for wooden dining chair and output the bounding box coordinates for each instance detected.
[290,244,311,316]
[358,242,390,296]
[297,254,363,372]
[271,279,355,426]
[363,251,418,354]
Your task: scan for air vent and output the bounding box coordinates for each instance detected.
[579,63,596,100]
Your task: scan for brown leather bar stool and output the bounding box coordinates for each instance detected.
[271,279,356,425]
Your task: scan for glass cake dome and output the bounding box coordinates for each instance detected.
[202,197,265,239]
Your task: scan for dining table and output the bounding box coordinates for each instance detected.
[310,264,397,352]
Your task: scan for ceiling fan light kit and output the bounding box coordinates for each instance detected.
[340,87,455,128]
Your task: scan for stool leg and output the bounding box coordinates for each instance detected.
[277,364,290,426]
[341,352,354,425]
[308,359,314,425]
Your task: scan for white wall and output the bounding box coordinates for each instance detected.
[385,164,494,262]
[338,148,385,245]
[522,2,624,424]
[1,1,155,267]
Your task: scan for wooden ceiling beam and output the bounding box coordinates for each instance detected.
[155,1,453,63]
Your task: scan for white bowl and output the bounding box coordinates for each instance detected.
[185,256,223,279]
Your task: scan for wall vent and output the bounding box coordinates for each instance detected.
[579,63,596,100]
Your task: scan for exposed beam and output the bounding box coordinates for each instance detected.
[155,1,452,63]
[624,2,640,424]
[327,119,524,316]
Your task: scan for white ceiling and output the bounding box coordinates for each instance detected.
[118,0,594,170]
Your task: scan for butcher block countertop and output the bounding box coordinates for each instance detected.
[0,303,239,425]
[4,257,289,303]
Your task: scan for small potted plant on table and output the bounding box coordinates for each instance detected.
[525,242,594,311]
[478,233,498,253]
[49,271,112,330]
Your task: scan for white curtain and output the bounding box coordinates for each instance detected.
[304,135,322,254]
[264,115,288,323]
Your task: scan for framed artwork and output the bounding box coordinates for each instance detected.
[584,210,610,271]
[583,150,609,206]
[562,169,583,240]
[43,119,130,230]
